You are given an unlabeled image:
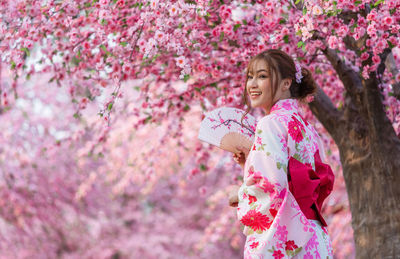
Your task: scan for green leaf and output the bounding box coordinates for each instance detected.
[388,40,394,49]
[183,104,190,111]
[242,19,248,25]
[279,18,286,24]
[277,162,282,169]
[293,153,301,161]
[183,74,190,82]
[297,41,304,48]
[373,0,384,7]
[219,31,224,42]
[283,35,289,43]
[286,250,294,257]
[100,44,107,52]
[21,47,30,57]
[72,56,81,66]
[233,23,241,31]
[144,115,152,124]
[295,0,301,4]
[150,53,160,63]
[73,112,80,119]
[10,60,16,70]
[107,102,113,111]
[120,41,128,47]
[294,247,303,255]
[200,164,207,171]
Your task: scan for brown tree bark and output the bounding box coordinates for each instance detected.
[309,47,400,258]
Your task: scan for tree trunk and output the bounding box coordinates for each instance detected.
[310,60,400,258]
[338,128,400,259]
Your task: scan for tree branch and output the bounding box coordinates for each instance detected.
[309,86,344,144]
[322,48,364,97]
[130,23,145,62]
[377,48,392,81]
[343,34,368,53]
[363,71,400,148]
[381,50,400,101]
[392,83,400,100]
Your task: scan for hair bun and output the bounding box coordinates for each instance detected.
[290,67,317,99]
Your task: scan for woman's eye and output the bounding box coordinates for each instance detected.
[248,75,267,79]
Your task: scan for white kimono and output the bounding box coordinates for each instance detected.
[237,98,334,259]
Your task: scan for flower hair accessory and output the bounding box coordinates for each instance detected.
[305,94,315,103]
[295,61,303,84]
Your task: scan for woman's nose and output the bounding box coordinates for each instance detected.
[248,78,257,88]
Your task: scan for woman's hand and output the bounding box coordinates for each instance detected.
[228,185,240,207]
[232,146,249,169]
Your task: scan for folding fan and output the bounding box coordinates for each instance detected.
[198,107,257,153]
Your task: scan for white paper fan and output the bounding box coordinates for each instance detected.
[198,107,257,153]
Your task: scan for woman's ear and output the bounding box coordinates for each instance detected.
[281,78,292,91]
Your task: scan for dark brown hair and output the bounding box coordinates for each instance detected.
[241,49,317,125]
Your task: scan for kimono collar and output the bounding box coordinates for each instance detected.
[270,98,300,115]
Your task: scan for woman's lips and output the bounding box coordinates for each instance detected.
[250,92,261,99]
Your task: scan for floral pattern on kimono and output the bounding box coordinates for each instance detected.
[237,98,334,259]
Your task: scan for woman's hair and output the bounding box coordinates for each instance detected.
[241,49,317,125]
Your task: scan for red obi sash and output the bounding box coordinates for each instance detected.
[287,150,335,227]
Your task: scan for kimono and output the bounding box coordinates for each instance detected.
[237,98,334,259]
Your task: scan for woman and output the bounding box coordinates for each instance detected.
[230,49,335,258]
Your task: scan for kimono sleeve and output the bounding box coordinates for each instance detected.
[238,115,289,235]
[237,116,313,258]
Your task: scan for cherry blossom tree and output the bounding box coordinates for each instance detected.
[1,0,399,257]
[0,70,354,258]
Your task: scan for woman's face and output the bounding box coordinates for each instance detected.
[246,59,291,114]
[246,59,275,113]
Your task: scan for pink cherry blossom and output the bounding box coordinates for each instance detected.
[1,0,398,258]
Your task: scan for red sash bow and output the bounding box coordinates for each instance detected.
[287,150,334,227]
